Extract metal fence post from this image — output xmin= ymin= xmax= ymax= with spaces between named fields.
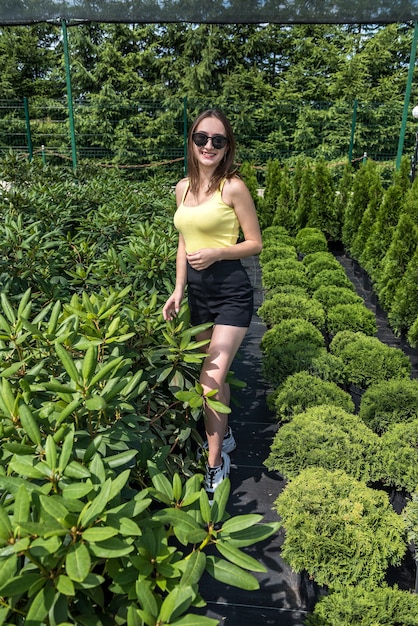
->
xmin=396 ymin=21 xmax=418 ymax=170
xmin=23 ymin=97 xmax=33 ymax=161
xmin=62 ymin=20 xmax=77 ymax=170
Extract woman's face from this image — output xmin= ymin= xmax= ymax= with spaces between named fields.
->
xmin=192 ymin=116 xmax=228 ymax=170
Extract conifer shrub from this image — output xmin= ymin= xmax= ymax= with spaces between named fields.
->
xmin=295 ymin=164 xmax=314 ymax=230
xmin=260 ymin=318 xmax=325 ymax=387
xmin=408 ymin=315 xmax=418 ymax=348
xmin=261 ymin=225 xmax=295 ymax=247
xmin=275 ymin=467 xmax=407 ymax=589
xmin=309 ymin=159 xmax=339 ymax=240
xmin=388 ymin=246 xmax=418 ymax=335
xmin=265 ymin=405 xmax=381 ymax=483
xmin=303 ymin=255 xmax=343 ymax=282
xmin=308 ymin=268 xmax=354 ymax=293
xmin=329 ymin=331 xmax=411 ymax=388
xmin=376 ymin=213 xmax=418 ymax=312
xmin=259 ymin=243 xmax=297 ymax=265
xmin=306 ymin=585 xmax=418 ymax=626
xmin=269 ymin=371 xmax=354 ymax=421
xmin=312 ymin=285 xmax=363 ymax=311
xmin=359 ymin=378 xmax=418 ymax=434
xmin=261 ymin=265 xmax=308 ymax=292
xmin=295 ymin=227 xmax=328 ymax=255
xmin=258 ymin=292 xmax=325 ymax=330
xmin=326 ymin=302 xmax=377 ymax=336
xmin=258 ymin=158 xmax=281 ymax=230
xmin=381 ymin=419 xmax=418 ymax=492
xmin=274 ymin=164 xmax=296 ymax=233
xmin=341 ymin=159 xmax=382 ymax=253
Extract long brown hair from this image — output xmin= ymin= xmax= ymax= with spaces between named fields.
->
xmin=187 ymin=109 xmax=236 ymax=195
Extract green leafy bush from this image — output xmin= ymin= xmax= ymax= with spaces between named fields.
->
xmin=265 ymin=405 xmax=382 ymax=483
xmin=388 ymin=246 xmax=418 ymax=335
xmin=381 ymin=419 xmax=418 ymax=492
xmin=260 ymin=318 xmax=325 ymax=387
xmin=408 ymin=314 xmax=418 ymax=348
xmin=308 ymin=268 xmax=354 ymax=293
xmin=258 ymin=293 xmax=325 ymax=330
xmin=0 ymin=465 xmax=279 ymax=624
xmin=326 ymin=302 xmax=377 ymax=336
xmin=359 ymin=378 xmax=418 ymax=434
xmin=329 ymin=331 xmax=411 ymax=389
xmin=295 ymin=227 xmax=328 ymax=255
xmin=261 ymin=225 xmax=295 ymax=248
xmin=312 ymin=285 xmax=362 ymax=311
xmin=259 ymin=243 xmax=297 ymax=265
xmin=275 ymin=467 xmax=407 ymax=589
xmin=306 ymin=584 xmax=418 ymax=626
xmin=303 ymin=254 xmax=344 ymax=282
xmin=261 ymin=266 xmax=309 ymax=293
xmin=269 ymin=371 xmax=354 ymax=421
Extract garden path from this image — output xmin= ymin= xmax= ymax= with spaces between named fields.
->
xmin=199 ymin=255 xmax=309 ymax=626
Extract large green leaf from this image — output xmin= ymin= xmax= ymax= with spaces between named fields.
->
xmin=25 ymin=583 xmax=55 ymax=624
xmin=205 ymin=555 xmax=260 ymax=590
xmin=135 ymin=580 xmax=159 ymax=618
xmin=179 ymin=550 xmax=206 ymax=587
xmin=215 ymin=542 xmax=267 ymax=572
xmin=65 ymin=542 xmax=91 ymax=582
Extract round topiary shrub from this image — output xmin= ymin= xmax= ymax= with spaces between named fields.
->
xmin=265 ymin=405 xmax=382 ymax=483
xmin=381 ymin=419 xmax=418 ymax=492
xmin=258 ymin=292 xmax=325 ymax=330
xmin=326 ymin=303 xmax=377 ymax=337
xmin=309 ymin=268 xmax=354 ymax=293
xmin=303 ymin=256 xmax=344 ymax=282
xmin=359 ymin=378 xmax=418 ymax=434
xmin=262 ymin=225 xmax=295 ymax=247
xmin=301 ymin=250 xmax=340 ymax=268
xmin=312 ymin=285 xmax=362 ymax=311
xmin=306 ymin=585 xmax=418 ymax=626
xmin=275 ymin=467 xmax=407 ymax=589
xmin=295 ymin=227 xmax=328 ymax=255
xmin=270 ymin=371 xmax=354 ymax=421
xmin=260 ymin=318 xmax=325 ymax=387
xmin=259 ymin=243 xmax=297 ymax=265
xmin=329 ymin=331 xmax=412 ymax=389
xmin=261 ymin=262 xmax=308 ymax=292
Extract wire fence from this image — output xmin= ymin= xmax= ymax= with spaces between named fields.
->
xmin=0 ymin=97 xmax=415 ymax=176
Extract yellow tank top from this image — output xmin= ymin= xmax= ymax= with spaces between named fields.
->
xmin=174 ymin=179 xmax=239 ymax=254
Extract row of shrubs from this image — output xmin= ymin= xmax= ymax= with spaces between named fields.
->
xmin=248 ymin=156 xmax=418 ymax=348
xmin=257 ymin=225 xmax=418 ymax=624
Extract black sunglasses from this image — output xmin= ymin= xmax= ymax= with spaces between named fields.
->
xmin=192 ymin=132 xmax=228 ymax=150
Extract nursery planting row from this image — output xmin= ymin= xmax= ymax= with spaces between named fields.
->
xmin=257 ymin=224 xmax=418 ymax=624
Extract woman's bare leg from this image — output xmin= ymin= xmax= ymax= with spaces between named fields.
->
xmin=196 ymin=324 xmax=248 ymax=468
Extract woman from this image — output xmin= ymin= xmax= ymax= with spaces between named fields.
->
xmin=163 ymin=109 xmax=262 ymax=497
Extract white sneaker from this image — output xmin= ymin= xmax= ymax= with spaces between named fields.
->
xmin=204 ymin=451 xmax=231 ymax=496
xmin=197 ymin=426 xmax=236 ymax=460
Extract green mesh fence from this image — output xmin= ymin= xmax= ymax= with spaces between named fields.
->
xmin=0 ymin=98 xmax=416 ymax=172
xmin=2 ymin=1 xmax=418 ymax=26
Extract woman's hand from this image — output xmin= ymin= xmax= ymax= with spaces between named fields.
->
xmin=186 ymin=248 xmax=219 ymax=271
xmin=162 ymin=289 xmax=183 ymax=321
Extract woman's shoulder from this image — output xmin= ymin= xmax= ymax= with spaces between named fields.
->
xmin=175 ymin=177 xmax=189 ymax=203
xmin=222 ymin=174 xmax=251 ymax=202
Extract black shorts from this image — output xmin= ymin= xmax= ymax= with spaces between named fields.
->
xmin=187 ymin=260 xmax=254 ymax=328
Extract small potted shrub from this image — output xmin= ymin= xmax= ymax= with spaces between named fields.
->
xmin=265 ymin=405 xmax=382 ymax=484
xmin=260 ymin=318 xmax=325 ymax=387
xmin=306 ymin=584 xmax=418 ymax=626
xmin=275 ymin=467 xmax=407 ymax=589
xmin=381 ymin=419 xmax=418 ymax=493
xmin=329 ymin=331 xmax=411 ymax=389
xmin=258 ymin=292 xmax=325 ymax=330
xmin=269 ymin=371 xmax=354 ymax=421
xmin=312 ymin=285 xmax=362 ymax=311
xmin=359 ymin=378 xmax=418 ymax=434
xmin=326 ymin=302 xmax=377 ymax=337
xmin=308 ymin=268 xmax=354 ymax=293
xmin=259 ymin=243 xmax=297 ymax=265
xmin=295 ymin=227 xmax=328 ymax=255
